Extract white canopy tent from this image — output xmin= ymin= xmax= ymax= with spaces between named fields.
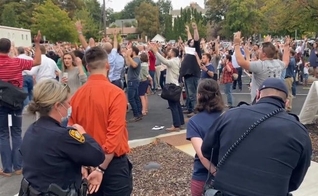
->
xmin=151 ymin=34 xmax=166 ymax=43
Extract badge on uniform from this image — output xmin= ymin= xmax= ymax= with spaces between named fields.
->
xmin=69 ymin=129 xmax=85 ymax=143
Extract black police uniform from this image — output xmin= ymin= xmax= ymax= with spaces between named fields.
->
xmin=19 ymin=116 xmax=105 ymax=195
xmin=201 ymin=97 xmax=312 ymax=196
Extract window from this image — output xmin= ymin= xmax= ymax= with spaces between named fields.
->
xmin=26 ymin=34 xmax=28 ymax=40
xmin=22 ymin=34 xmax=24 ymax=40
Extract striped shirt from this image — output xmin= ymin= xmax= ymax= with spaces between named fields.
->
xmin=0 ymin=55 xmax=33 ymax=88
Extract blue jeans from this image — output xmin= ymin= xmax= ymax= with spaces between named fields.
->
xmin=167 ymin=100 xmax=184 ymax=127
xmin=127 ymin=80 xmax=142 ymax=118
xmin=149 ymin=70 xmax=156 ymax=90
xmin=0 ymin=106 xmax=23 ymax=173
xmin=224 ymin=83 xmax=233 ymax=106
xmin=23 ymin=75 xmax=33 ymax=107
xmin=184 ymin=76 xmax=199 ymax=112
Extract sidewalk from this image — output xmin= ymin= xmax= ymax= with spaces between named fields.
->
xmin=159 ymin=132 xmax=318 ymax=196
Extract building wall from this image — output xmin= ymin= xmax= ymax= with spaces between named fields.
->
xmin=0 ymin=26 xmax=32 ymax=47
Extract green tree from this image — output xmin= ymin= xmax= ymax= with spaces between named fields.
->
xmin=121 ymin=0 xmax=155 ymax=19
xmin=31 ymin=0 xmax=77 ymax=42
xmin=222 ymin=0 xmax=263 ymax=37
xmin=163 ymin=14 xmax=173 ymax=40
xmin=85 ymin=0 xmax=102 ymax=26
xmin=172 ymin=8 xmax=207 ymax=40
xmin=1 ymin=3 xmax=19 ymax=27
xmin=156 ymin=0 xmax=172 ymax=34
xmin=135 ymin=2 xmax=159 ymax=39
xmin=74 ymin=8 xmax=99 ymax=39
xmin=54 ymin=0 xmax=85 ymax=18
xmin=0 ymin=1 xmax=33 ymax=28
xmin=124 ymin=22 xmax=132 ymax=27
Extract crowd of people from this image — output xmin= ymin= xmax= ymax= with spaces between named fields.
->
xmin=0 ymin=20 xmax=317 ymax=196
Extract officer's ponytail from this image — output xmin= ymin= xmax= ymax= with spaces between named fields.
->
xmin=27 ymin=79 xmax=70 ymax=116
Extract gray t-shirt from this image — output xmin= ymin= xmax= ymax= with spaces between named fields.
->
xmin=249 ymin=59 xmax=285 ymax=101
xmin=127 ymin=57 xmax=141 ymax=81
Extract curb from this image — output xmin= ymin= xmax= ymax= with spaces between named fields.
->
xmin=128 ymin=129 xmax=186 ymax=148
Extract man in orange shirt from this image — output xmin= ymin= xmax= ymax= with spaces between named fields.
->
xmin=68 ymin=46 xmax=132 ymax=196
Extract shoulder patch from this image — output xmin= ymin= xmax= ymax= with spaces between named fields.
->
xmin=69 ymin=129 xmax=85 ymax=143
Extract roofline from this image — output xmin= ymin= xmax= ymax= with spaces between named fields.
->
xmin=0 ymin=25 xmax=31 ymax=32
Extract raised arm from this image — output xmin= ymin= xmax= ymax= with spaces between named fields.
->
xmin=185 ymin=25 xmax=192 ymax=40
xmin=192 ymin=22 xmax=199 ymax=41
xmin=75 ymin=21 xmax=89 ymax=50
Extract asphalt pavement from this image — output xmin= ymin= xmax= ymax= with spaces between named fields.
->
xmin=0 ymin=84 xmax=310 ymax=196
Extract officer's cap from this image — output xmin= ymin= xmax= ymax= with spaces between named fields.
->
xmin=259 ymin=78 xmax=288 ymax=97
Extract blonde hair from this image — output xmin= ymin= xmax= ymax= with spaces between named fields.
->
xmin=28 ymin=79 xmax=70 ymax=116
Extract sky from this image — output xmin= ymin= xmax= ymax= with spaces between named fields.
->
xmin=100 ymin=0 xmax=205 ymax=12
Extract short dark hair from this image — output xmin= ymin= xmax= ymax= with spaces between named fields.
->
xmin=17 ymin=47 xmax=25 ymax=55
xmin=131 ymin=46 xmax=139 ymax=56
xmin=0 ymin=38 xmax=11 ymax=53
xmin=262 ymin=42 xmax=276 ymax=58
xmin=195 ymin=79 xmax=225 ymax=113
xmin=40 ymin=45 xmax=46 ymax=54
xmin=225 ymin=54 xmax=232 ymax=62
xmin=203 ymin=53 xmax=212 ymax=61
xmin=140 ymin=53 xmax=148 ymax=62
xmin=84 ymin=46 xmax=108 ymax=70
xmin=170 ymin=48 xmax=179 ymax=57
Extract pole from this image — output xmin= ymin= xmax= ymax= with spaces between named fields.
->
xmin=103 ymin=0 xmax=106 ymax=36
xmin=122 ymin=21 xmax=124 ymax=35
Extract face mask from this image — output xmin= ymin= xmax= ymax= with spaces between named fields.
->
xmin=57 ymin=104 xmax=70 ymax=120
xmin=67 ymin=106 xmax=72 ymax=118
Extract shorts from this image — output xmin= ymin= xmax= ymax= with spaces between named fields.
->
xmin=138 ymin=80 xmax=149 ymax=96
xmin=304 ymin=74 xmax=309 ymax=80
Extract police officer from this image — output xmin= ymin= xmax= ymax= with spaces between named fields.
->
xmin=19 ymin=79 xmax=105 ymax=196
xmin=202 ymin=78 xmax=312 ymax=196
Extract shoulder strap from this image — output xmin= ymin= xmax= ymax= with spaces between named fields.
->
xmin=216 ymin=107 xmax=284 ymax=169
xmin=204 ymin=108 xmax=284 ymax=190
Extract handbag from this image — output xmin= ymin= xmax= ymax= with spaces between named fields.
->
xmin=0 ymin=79 xmax=28 ymax=110
xmin=160 ymin=83 xmax=182 ymax=102
xmin=204 ymin=108 xmax=284 ymax=196
xmin=232 ymin=67 xmax=238 ymax=81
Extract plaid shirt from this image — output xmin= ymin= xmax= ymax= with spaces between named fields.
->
xmin=222 ymin=62 xmax=234 ymax=84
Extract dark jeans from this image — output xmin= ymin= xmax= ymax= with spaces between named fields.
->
xmin=159 ymin=70 xmax=166 ymax=89
xmin=292 ymin=71 xmax=297 ymax=96
xmin=111 ymin=79 xmax=123 ymax=89
xmin=233 ymin=67 xmax=242 ymax=90
xmin=127 ymin=80 xmax=142 ymax=117
xmin=90 ymin=155 xmax=133 ymax=196
xmin=23 ymin=75 xmax=33 ymax=107
xmin=167 ymin=100 xmax=185 ymax=127
xmin=149 ymin=70 xmax=156 ymax=90
xmin=184 ymin=76 xmax=199 ymax=113
xmin=0 ymin=105 xmax=23 ymax=173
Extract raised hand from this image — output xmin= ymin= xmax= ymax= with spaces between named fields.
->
xmin=34 ymin=30 xmax=42 ymax=43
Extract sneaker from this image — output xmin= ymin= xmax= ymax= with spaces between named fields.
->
xmin=14 ymin=169 xmax=23 ymax=175
xmin=128 ymin=116 xmax=142 ymax=123
xmin=166 ymin=126 xmax=180 ymax=132
xmin=0 ymin=169 xmax=12 ymax=177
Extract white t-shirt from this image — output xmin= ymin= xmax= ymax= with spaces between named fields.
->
xmin=304 ymin=67 xmax=309 ymax=75
xmin=249 ymin=59 xmax=285 ymax=101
